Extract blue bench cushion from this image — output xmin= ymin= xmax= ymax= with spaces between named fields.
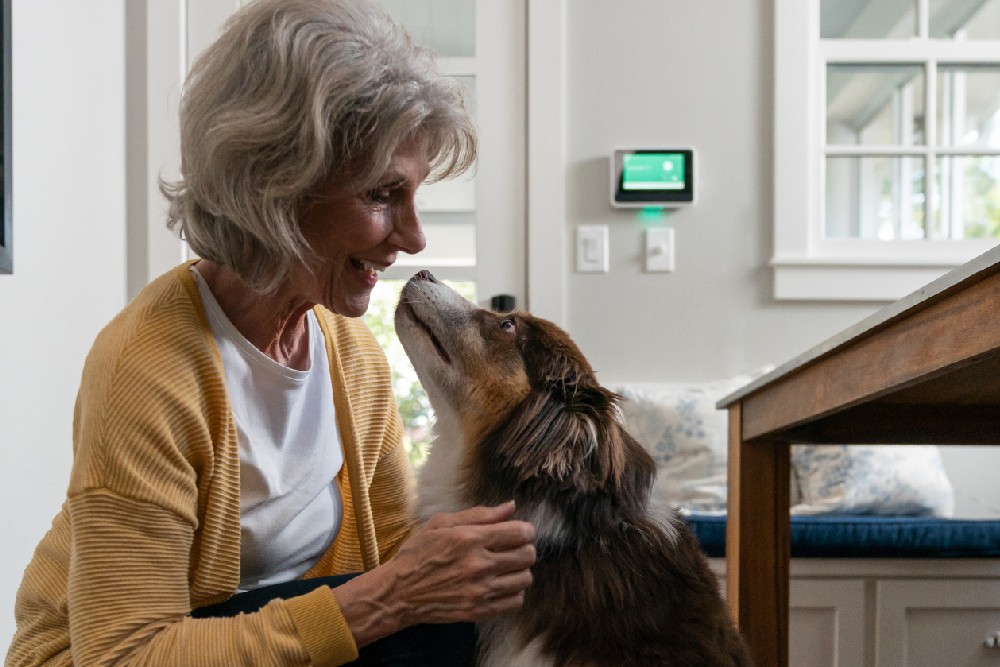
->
xmin=684 ymin=513 xmax=1000 ymax=558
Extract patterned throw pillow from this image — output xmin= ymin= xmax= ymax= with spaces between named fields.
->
xmin=615 ymin=378 xmax=956 ymax=518
xmin=615 ymin=378 xmax=751 ymax=513
xmin=791 ymin=445 xmax=955 ymax=517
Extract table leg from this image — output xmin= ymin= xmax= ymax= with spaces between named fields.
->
xmin=726 ymin=403 xmax=791 ymax=667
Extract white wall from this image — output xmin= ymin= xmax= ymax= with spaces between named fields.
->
xmin=0 ymin=0 xmax=127 ymax=648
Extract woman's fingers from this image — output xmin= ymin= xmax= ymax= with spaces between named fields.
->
xmin=480 ymin=518 xmax=536 ymax=552
xmin=427 ymin=500 xmax=517 ymax=528
xmin=486 ymin=567 xmax=534 ymax=599
xmin=472 ymin=590 xmax=527 ymax=620
xmin=482 ymin=541 xmax=536 ymax=576
xmin=369 ymin=503 xmax=538 ymax=627
xmin=426 ymin=501 xmax=535 ymax=553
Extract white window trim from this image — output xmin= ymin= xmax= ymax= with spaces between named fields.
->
xmin=772 ymin=0 xmax=1000 ymax=302
xmin=525 ymin=0 xmax=566 ymax=326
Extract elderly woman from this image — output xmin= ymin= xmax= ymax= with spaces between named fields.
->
xmin=6 ymin=1 xmax=535 ymax=665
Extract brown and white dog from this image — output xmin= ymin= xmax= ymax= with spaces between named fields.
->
xmin=394 ymin=271 xmax=750 ymax=667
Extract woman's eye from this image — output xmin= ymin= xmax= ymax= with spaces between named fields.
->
xmin=500 ymin=319 xmax=515 ymax=333
xmin=366 ymin=188 xmax=393 ymax=204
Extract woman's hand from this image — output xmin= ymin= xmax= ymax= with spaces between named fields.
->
xmin=332 ymin=501 xmax=536 ymax=647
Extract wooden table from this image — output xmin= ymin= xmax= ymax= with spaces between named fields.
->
xmin=718 ymin=244 xmax=1000 ymax=666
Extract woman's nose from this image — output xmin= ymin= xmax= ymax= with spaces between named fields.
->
xmin=390 ymin=197 xmax=426 ymax=255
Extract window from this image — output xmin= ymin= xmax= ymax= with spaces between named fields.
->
xmin=379 ymin=0 xmax=478 ymax=284
xmin=773 ymin=0 xmax=1000 ymax=300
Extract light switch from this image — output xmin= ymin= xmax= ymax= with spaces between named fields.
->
xmin=576 ymin=225 xmax=609 ymax=273
xmin=645 ymin=228 xmax=675 ymax=272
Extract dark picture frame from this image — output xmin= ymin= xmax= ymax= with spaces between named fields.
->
xmin=0 ymin=0 xmax=11 ymax=274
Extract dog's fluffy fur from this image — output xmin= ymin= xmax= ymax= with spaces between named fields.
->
xmin=395 ymin=271 xmax=750 ymax=667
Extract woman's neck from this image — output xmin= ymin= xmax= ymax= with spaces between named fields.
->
xmin=194 ymin=260 xmax=314 ymax=370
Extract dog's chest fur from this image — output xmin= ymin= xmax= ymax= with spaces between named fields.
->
xmin=414 ymin=406 xmax=469 ymax=520
xmin=417 ymin=417 xmax=571 ymax=547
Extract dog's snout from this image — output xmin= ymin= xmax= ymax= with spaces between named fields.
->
xmin=413 ymin=270 xmax=438 ymax=283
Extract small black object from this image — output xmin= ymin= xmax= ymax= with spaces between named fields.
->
xmin=490 ymin=294 xmax=515 ymax=312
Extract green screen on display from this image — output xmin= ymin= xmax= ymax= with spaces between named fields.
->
xmin=622 ymin=152 xmax=686 ymax=191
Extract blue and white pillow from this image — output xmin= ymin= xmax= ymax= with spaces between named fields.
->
xmin=615 ymin=378 xmax=957 ymax=518
xmin=791 ymin=445 xmax=955 ymax=517
xmin=615 ymin=377 xmax=751 ymax=513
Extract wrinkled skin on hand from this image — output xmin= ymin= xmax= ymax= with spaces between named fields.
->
xmin=333 ymin=502 xmax=536 ymax=647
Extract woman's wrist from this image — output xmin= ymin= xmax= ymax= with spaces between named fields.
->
xmin=330 ymin=565 xmax=408 ymax=648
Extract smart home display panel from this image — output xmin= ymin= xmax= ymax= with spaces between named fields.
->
xmin=611 ymin=148 xmax=694 ymax=208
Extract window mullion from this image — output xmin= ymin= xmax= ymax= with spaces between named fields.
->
xmin=947 ymin=68 xmax=969 ymax=240
xmin=823 ymin=39 xmax=1000 ymax=63
xmin=925 ymin=58 xmax=937 ymax=240
xmin=895 ymin=86 xmax=909 ymax=239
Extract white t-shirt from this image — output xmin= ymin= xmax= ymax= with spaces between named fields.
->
xmin=191 ymin=266 xmax=344 ymax=591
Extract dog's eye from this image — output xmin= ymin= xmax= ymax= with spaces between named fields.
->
xmin=500 ymin=319 xmax=516 ymax=333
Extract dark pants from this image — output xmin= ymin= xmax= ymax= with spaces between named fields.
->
xmin=191 ymin=573 xmax=477 ymax=666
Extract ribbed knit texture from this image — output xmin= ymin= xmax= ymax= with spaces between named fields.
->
xmin=6 ymin=263 xmax=416 ymax=667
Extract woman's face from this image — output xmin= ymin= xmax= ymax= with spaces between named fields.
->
xmin=295 ymin=137 xmax=430 ymax=317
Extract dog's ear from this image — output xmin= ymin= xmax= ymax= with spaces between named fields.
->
xmin=480 ymin=388 xmax=654 ymax=505
xmin=478 ymin=391 xmax=614 ymax=492
xmin=475 ymin=317 xmax=654 ymax=498
xmin=516 ymin=317 xmax=602 ymax=402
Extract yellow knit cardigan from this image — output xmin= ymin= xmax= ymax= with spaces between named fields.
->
xmin=6 ymin=263 xmax=416 ymax=667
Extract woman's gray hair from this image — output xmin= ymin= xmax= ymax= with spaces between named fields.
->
xmin=161 ymin=0 xmax=477 ymax=292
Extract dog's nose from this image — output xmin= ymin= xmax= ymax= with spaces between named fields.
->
xmin=414 ymin=270 xmax=438 ymax=283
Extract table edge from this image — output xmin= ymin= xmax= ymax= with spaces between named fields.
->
xmin=717 ymin=244 xmax=1000 ymax=410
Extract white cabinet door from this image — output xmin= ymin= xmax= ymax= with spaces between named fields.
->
xmin=707 ymin=561 xmax=868 ymax=667
xmin=875 ymin=579 xmax=1000 ymax=667
xmin=790 ymin=579 xmax=867 ymax=667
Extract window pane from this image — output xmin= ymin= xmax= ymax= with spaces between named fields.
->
xmin=937 ymin=66 xmax=1000 ymax=148
xmin=821 ymin=0 xmax=917 ymax=38
xmin=827 ymin=65 xmax=925 ymax=146
xmin=380 ymin=0 xmax=475 ymax=57
xmin=934 ymin=156 xmax=1000 ymax=239
xmin=414 ymin=77 xmax=476 ymax=213
xmin=929 ymin=0 xmax=1000 ymax=39
xmin=826 ymin=156 xmax=926 ymax=239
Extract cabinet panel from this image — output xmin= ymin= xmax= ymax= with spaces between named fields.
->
xmin=876 ymin=579 xmax=1000 ymax=667
xmin=709 ymin=558 xmax=1000 ymax=667
xmin=790 ymin=579 xmax=867 ymax=667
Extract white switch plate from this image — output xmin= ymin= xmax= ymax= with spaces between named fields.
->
xmin=645 ymin=228 xmax=675 ymax=272
xmin=576 ymin=225 xmax=609 ymax=273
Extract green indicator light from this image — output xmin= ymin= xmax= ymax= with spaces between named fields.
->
xmin=637 ymin=206 xmax=666 ymax=222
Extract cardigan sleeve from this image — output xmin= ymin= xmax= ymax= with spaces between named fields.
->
xmin=66 ymin=489 xmax=357 ymax=667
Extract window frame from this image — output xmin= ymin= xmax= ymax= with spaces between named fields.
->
xmin=773 ymin=0 xmax=1000 ymax=301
